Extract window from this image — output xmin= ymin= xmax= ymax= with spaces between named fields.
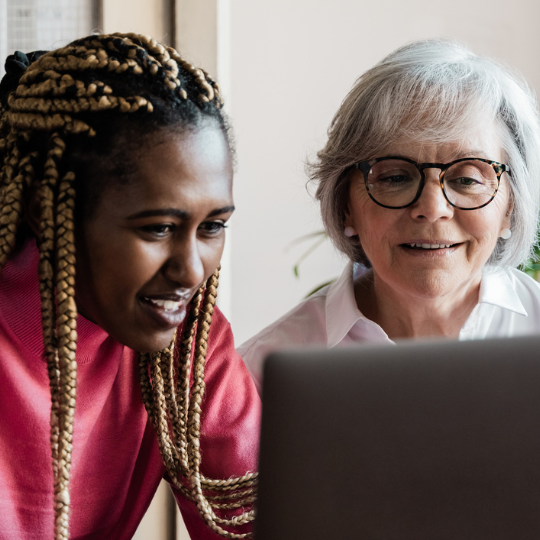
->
xmin=0 ymin=0 xmax=99 ymax=77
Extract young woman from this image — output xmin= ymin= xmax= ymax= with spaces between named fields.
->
xmin=0 ymin=33 xmax=259 ymax=539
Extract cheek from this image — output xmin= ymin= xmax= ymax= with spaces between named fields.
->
xmin=79 ymin=230 xmax=161 ymax=304
xmin=348 ymin=197 xmax=398 ymax=257
xmin=347 ymin=186 xmax=372 ymax=233
xmin=108 ymin=242 xmax=165 ymax=291
xmin=199 ymin=236 xmax=226 ymax=275
xmin=464 ymin=197 xmax=510 ymax=244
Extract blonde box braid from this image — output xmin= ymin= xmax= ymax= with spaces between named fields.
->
xmin=0 ymin=33 xmax=256 ymax=539
xmin=139 ymin=269 xmax=258 ymax=538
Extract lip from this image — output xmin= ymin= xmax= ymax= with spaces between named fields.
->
xmin=399 ymin=239 xmax=463 ymax=257
xmin=138 ymin=294 xmax=191 ymax=329
xmin=141 ymin=291 xmax=192 ymax=301
xmin=402 ymin=239 xmax=459 ymax=246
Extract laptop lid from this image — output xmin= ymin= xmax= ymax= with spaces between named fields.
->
xmin=255 ymin=335 xmax=540 ymax=540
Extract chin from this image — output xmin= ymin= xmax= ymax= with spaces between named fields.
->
xmin=113 ymin=329 xmax=177 ymax=354
xmin=397 ymin=272 xmax=456 ymax=300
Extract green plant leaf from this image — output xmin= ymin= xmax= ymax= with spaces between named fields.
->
xmin=305 ymin=279 xmax=336 ymax=297
xmin=291 ymin=233 xmax=328 ymax=278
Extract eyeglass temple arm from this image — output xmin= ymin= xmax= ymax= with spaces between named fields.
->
xmin=355 ymin=162 xmax=371 ymax=175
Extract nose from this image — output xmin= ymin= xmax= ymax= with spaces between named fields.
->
xmin=163 ymin=234 xmax=206 ymax=290
xmin=409 ymin=169 xmax=454 ymax=222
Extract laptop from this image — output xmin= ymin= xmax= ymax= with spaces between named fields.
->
xmin=255 ymin=335 xmax=540 ymax=540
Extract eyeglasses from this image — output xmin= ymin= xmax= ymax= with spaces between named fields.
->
xmin=355 ymin=156 xmax=511 ymax=210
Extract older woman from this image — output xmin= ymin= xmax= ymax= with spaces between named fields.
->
xmin=239 ymin=39 xmax=540 ymax=393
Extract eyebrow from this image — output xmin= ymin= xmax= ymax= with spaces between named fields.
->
xmin=389 ymin=150 xmax=493 ymax=163
xmin=126 ymin=206 xmax=235 ymax=220
xmin=450 ymin=150 xmax=492 ymax=160
xmin=209 ymin=205 xmax=236 ymax=217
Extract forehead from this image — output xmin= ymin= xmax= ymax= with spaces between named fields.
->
xmin=380 ymin=117 xmax=504 ymax=163
xmin=101 ymin=125 xmax=233 ymax=214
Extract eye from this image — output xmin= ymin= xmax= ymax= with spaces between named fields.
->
xmin=458 ymin=177 xmax=477 ymax=185
xmin=141 ymin=223 xmax=175 ymax=237
xmin=378 ymin=174 xmax=412 ymax=185
xmin=448 ymin=177 xmax=484 ymax=188
xmin=199 ymin=221 xmax=228 ymax=236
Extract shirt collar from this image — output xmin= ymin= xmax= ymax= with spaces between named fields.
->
xmin=479 ymin=266 xmax=528 ymax=316
xmin=324 ymin=264 xmax=527 ymax=348
xmin=325 ymin=262 xmax=366 ymax=347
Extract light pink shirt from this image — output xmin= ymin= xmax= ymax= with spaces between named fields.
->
xmin=239 ymin=263 xmax=540 ymax=394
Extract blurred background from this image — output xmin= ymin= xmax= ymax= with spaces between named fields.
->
xmin=2 ymin=0 xmax=540 ymax=537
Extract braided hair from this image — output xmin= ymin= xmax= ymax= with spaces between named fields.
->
xmin=0 ymin=33 xmax=256 ymax=539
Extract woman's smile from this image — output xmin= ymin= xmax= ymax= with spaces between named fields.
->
xmin=399 ymin=240 xmax=463 ymax=256
xmin=139 ymin=294 xmax=191 ymax=329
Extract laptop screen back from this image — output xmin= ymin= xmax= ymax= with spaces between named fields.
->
xmin=255 ymin=336 xmax=540 ymax=540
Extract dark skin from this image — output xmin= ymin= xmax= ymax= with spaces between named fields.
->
xmin=29 ymin=123 xmax=234 ymax=353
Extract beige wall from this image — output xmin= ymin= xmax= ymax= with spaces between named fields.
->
xmin=175 ymin=0 xmax=217 ymax=76
xmin=102 ymin=0 xmax=173 ymax=44
xmin=0 ymin=0 xmax=7 ymax=74
xmin=227 ymin=0 xmax=540 ymax=344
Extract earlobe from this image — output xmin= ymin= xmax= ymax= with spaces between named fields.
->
xmin=343 ymin=212 xmax=356 ymax=238
xmin=343 ymin=209 xmax=358 ymax=238
xmin=499 ymin=199 xmax=514 ymax=240
xmin=343 ymin=207 xmax=353 ymax=229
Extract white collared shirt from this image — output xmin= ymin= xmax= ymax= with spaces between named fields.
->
xmin=238 ymin=264 xmax=540 ymax=394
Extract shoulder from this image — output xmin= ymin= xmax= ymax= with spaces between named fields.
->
xmin=239 ymin=290 xmax=328 ymax=355
xmin=192 ymin=305 xmax=261 ymax=480
xmin=206 ymin=305 xmax=234 ymax=347
xmin=177 ymin=305 xmax=247 ymax=382
xmin=237 ymin=289 xmax=329 ymax=393
xmin=484 ymin=267 xmax=540 ymax=322
xmin=507 ymin=267 xmax=540 ymax=311
xmin=505 ymin=267 xmax=540 ymax=295
xmin=189 ymin=304 xmax=261 ymax=440
xmin=202 ymin=305 xmax=245 ymax=373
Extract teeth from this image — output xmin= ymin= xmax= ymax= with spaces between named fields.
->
xmin=407 ymin=243 xmax=452 ymax=249
xmin=148 ymin=299 xmax=180 ymax=311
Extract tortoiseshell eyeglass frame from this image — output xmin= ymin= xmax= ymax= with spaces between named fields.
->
xmin=354 ymin=156 xmax=511 ymax=210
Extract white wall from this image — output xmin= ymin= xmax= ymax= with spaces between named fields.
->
xmin=228 ymin=0 xmax=540 ymax=345
xmin=0 ymin=0 xmax=95 ymax=78
xmin=0 ymin=0 xmax=6 ymax=76
xmin=102 ymin=0 xmax=172 ymax=42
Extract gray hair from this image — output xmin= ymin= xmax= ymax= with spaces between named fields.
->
xmin=310 ymin=39 xmax=540 ymax=268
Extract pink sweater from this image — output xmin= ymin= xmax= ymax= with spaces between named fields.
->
xmin=0 ymin=241 xmax=261 ymax=539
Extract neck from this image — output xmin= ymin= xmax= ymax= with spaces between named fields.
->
xmin=354 ymin=269 xmax=481 ymax=340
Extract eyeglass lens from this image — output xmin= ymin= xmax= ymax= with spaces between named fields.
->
xmin=366 ymin=159 xmax=499 ymax=209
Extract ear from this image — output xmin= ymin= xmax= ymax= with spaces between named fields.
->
xmin=501 ymin=196 xmax=514 ymax=231
xmin=24 ymin=182 xmax=41 ymax=238
xmin=342 ymin=169 xmax=359 ymax=231
xmin=342 ymin=208 xmax=359 ymax=239
xmin=343 ymin=191 xmax=355 ymax=229
xmin=344 ymin=209 xmax=353 ymax=229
